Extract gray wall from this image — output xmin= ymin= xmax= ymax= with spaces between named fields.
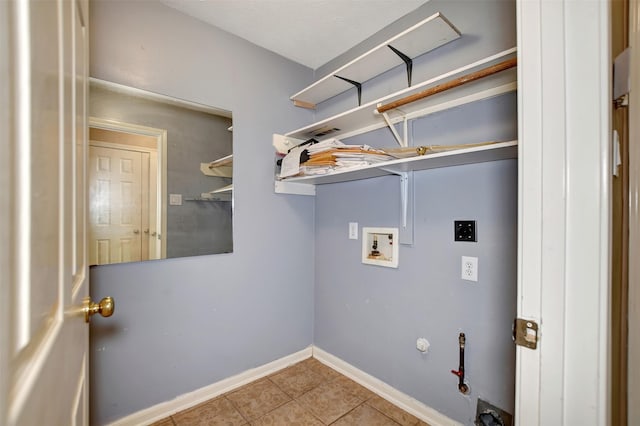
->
xmin=90 ymin=85 xmax=234 ymax=258
xmin=88 ymin=1 xmax=314 ymax=424
xmin=312 ymin=1 xmax=517 ymax=424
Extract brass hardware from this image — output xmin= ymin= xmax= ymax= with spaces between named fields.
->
xmin=513 ymin=318 xmax=538 ymax=349
xmin=144 ymin=229 xmax=149 ymax=234
xmin=151 ymin=232 xmax=157 ymax=237
xmin=133 ymin=229 xmax=140 ymax=234
xmin=83 ymin=296 xmax=115 ymax=323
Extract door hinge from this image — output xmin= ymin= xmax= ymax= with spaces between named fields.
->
xmin=513 ymin=318 xmax=539 ymax=349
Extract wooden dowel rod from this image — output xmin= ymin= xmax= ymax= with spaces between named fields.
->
xmin=377 ymin=57 xmax=517 ymax=114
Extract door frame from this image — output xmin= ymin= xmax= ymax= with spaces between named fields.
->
xmin=628 ymin=0 xmax=640 ymax=422
xmin=88 ymin=117 xmax=167 ymax=259
xmin=516 ymin=1 xmax=611 ymax=424
xmin=0 ymin=1 xmax=10 ymax=421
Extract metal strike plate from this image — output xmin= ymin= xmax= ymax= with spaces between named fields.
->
xmin=514 ymin=318 xmax=538 ymax=349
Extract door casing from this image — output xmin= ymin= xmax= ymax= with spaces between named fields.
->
xmin=516 ymin=1 xmax=611 ymax=424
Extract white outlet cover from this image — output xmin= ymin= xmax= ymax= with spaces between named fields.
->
xmin=461 ymin=256 xmax=478 ymax=282
xmin=349 ymin=222 xmax=358 ymax=240
xmin=169 ymin=193 xmax=182 ymax=206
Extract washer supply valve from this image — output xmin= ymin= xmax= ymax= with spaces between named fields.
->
xmin=451 ymin=332 xmax=470 ymax=394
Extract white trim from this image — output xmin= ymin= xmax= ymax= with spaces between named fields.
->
xmin=0 ymin=1 xmax=10 ymax=422
xmin=563 ymin=1 xmax=611 ymax=424
xmin=89 ymin=140 xmax=157 ymax=155
xmin=107 ymin=347 xmax=312 ymax=426
xmin=89 ymin=78 xmax=232 ymax=119
xmin=106 ymin=346 xmax=460 ymax=426
xmin=15 ymin=0 xmax=32 ymax=354
xmin=312 ymin=347 xmax=461 ymax=426
xmin=516 ymin=1 xmax=611 ymax=425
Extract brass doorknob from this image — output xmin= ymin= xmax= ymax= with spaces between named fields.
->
xmin=83 ymin=296 xmax=115 ymax=323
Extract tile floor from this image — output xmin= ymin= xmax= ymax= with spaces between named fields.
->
xmin=150 ymin=357 xmax=430 ymax=426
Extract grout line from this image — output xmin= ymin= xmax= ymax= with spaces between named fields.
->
xmin=223 ymin=394 xmax=251 ymax=424
xmin=365 ymin=402 xmax=408 ymax=426
xmin=160 ymin=355 xmax=424 ymax=426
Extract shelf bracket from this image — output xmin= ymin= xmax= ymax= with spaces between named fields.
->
xmin=388 ymin=44 xmax=413 ymax=87
xmin=334 ymin=75 xmax=362 ymax=106
xmin=380 ymin=111 xmax=408 ymax=147
xmin=378 ymin=168 xmax=414 ymax=242
xmin=400 ymin=172 xmax=409 ymax=228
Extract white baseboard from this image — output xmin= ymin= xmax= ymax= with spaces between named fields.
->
xmin=312 ymin=346 xmax=462 ymax=426
xmin=107 ymin=346 xmax=313 ymax=426
xmin=107 ymin=345 xmax=460 ymax=426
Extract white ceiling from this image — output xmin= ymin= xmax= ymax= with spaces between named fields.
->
xmin=160 ymin=0 xmax=428 ymax=70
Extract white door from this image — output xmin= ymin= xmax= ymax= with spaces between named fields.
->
xmin=0 ymin=1 xmax=106 ymax=425
xmin=89 ymin=145 xmax=145 ymax=265
xmin=516 ymin=1 xmax=610 ymax=424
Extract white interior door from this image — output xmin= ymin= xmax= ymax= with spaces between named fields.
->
xmin=0 ymin=0 xmax=95 ymax=425
xmin=89 ymin=145 xmax=145 ymax=265
xmin=516 ymin=1 xmax=611 ymax=425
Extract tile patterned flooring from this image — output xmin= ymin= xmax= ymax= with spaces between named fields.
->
xmin=151 ymin=357 xmax=430 ymax=426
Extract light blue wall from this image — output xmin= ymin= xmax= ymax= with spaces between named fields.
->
xmin=90 ymin=0 xmax=517 ymax=425
xmin=312 ymin=1 xmax=517 ymax=424
xmin=314 ymin=103 xmax=518 ymax=425
xmin=88 ymin=1 xmax=314 ymax=424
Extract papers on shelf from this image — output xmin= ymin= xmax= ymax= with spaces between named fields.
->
xmin=279 ymin=145 xmax=307 ymax=178
xmin=382 ymin=141 xmax=499 ymax=158
xmin=276 ymin=139 xmax=505 ymax=180
xmin=278 ymin=138 xmax=395 ymax=179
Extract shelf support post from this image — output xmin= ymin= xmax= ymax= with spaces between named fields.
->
xmin=400 ymin=172 xmax=409 ymax=228
xmin=403 ymin=116 xmax=409 ymax=147
xmin=388 ymin=44 xmax=413 ymax=87
xmin=378 ymin=168 xmax=414 ymax=245
xmin=334 ymin=75 xmax=362 ymax=106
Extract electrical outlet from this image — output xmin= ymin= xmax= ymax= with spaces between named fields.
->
xmin=169 ymin=193 xmax=183 ymax=206
xmin=461 ymin=256 xmax=478 ymax=282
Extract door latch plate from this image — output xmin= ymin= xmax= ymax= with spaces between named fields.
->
xmin=513 ymin=318 xmax=538 ymax=349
